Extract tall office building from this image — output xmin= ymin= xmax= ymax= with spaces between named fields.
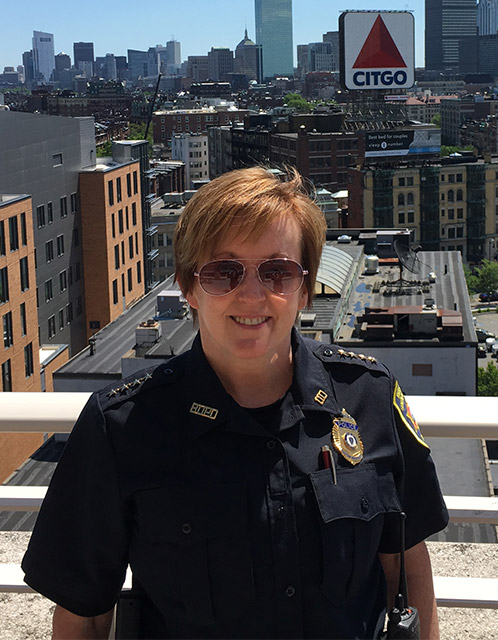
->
xmin=166 ymin=40 xmax=181 ymax=66
xmin=425 ymin=0 xmax=478 ymax=71
xmin=478 ymin=0 xmax=498 ymax=35
xmin=74 ymin=42 xmax=94 ymax=75
xmin=255 ymin=0 xmax=293 ymax=78
xmin=32 ymin=30 xmax=55 ymax=83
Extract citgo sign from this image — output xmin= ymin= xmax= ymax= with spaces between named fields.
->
xmin=339 ymin=11 xmax=414 ymax=91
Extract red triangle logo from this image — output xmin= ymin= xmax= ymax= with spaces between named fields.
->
xmin=353 ymin=15 xmax=406 ymax=68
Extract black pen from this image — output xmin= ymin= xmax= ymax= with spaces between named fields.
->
xmin=321 ymin=445 xmax=337 ymax=485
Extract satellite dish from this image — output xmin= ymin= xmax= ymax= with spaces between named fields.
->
xmin=394 ymin=237 xmax=421 ymax=276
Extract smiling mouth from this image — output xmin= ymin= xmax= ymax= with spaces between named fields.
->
xmin=232 ymin=316 xmax=269 ymax=326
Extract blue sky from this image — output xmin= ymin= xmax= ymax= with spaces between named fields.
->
xmin=2 ymin=0 xmax=426 ymax=72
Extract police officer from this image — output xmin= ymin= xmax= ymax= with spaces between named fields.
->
xmin=22 ymin=167 xmax=448 ymax=639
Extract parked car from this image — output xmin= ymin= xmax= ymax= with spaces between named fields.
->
xmin=486 ymin=337 xmax=497 ymax=352
xmin=479 ymin=291 xmax=498 ymax=302
xmin=476 ymin=328 xmax=496 ymax=343
xmin=491 ymin=342 xmax=498 ymax=357
xmin=478 ymin=345 xmax=487 ymax=358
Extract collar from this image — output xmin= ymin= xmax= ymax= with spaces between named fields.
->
xmin=185 ymin=329 xmax=341 ymax=442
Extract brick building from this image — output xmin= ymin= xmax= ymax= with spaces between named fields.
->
xmin=0 ymin=194 xmax=42 ymax=481
xmin=152 ymin=107 xmax=248 ymax=144
xmin=348 ymin=157 xmax=498 ymax=263
xmin=79 ymin=159 xmax=145 ymax=339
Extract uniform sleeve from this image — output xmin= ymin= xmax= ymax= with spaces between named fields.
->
xmin=379 ymin=378 xmax=449 ymax=553
xmin=21 ymin=393 xmax=131 ymax=617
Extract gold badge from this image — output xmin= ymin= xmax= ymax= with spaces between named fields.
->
xmin=190 ymin=402 xmax=218 ymax=420
xmin=332 ymin=408 xmax=363 ymax=465
xmin=314 ymin=389 xmax=328 ymax=405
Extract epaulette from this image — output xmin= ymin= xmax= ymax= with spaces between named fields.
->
xmin=313 ymin=343 xmax=389 ymax=375
xmin=100 ymin=357 xmax=186 ymax=408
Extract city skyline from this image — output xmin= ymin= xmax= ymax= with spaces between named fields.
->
xmin=2 ymin=0 xmax=426 ymax=74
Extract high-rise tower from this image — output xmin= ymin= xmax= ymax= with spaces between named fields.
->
xmin=478 ymin=0 xmax=498 ymax=35
xmin=32 ymin=31 xmax=55 ymax=83
xmin=425 ymin=0 xmax=477 ymax=71
xmin=255 ymin=0 xmax=293 ymax=78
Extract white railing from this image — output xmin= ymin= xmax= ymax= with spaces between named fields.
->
xmin=0 ymin=393 xmax=498 ymax=610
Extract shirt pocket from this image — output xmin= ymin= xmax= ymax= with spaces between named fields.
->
xmin=309 ymin=463 xmax=401 ymax=605
xmin=132 ymin=482 xmax=255 ymax=627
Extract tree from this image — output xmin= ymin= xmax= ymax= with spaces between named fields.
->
xmin=284 ymin=93 xmax=312 ymax=113
xmin=431 ymin=113 xmax=441 ymax=127
xmin=96 ymin=141 xmax=112 ymax=157
xmin=440 ymin=144 xmax=474 ymax=157
xmin=478 ymin=362 xmax=498 ymax=396
xmin=476 ymin=259 xmax=498 ymax=293
xmin=462 ymin=263 xmax=479 ymax=294
xmin=128 ymin=122 xmax=153 ymax=147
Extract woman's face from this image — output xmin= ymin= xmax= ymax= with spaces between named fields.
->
xmin=185 ymin=216 xmax=308 ymax=372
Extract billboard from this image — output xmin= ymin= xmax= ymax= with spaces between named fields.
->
xmin=339 ymin=11 xmax=414 ymax=91
xmin=364 ymin=129 xmax=441 ymax=158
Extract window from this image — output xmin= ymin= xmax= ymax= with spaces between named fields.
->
xmin=448 ymin=209 xmax=455 ymax=220
xmin=456 ymin=227 xmax=463 ymax=238
xmin=456 ymin=173 xmax=463 ymax=183
xmin=399 ymin=176 xmax=406 ymax=186
xmin=0 ymin=267 xmax=9 ymax=304
xmin=47 ymin=201 xmax=53 ymax=224
xmin=24 ymin=342 xmax=34 ymax=377
xmin=20 ymin=257 xmax=29 ymax=291
xmin=129 ymin=236 xmax=134 ymax=259
xmin=72 ymin=227 xmax=79 ymax=248
xmin=53 ymin=153 xmax=63 ymax=166
xmin=45 ymin=240 xmax=54 ymax=262
xmin=48 ymin=315 xmax=56 ymax=338
xmin=20 ymin=212 xmax=27 ymax=246
xmin=60 ymin=196 xmax=68 ymax=218
xmin=412 ymin=364 xmax=432 ymax=376
xmin=441 ymin=174 xmax=445 ymax=182
xmin=132 ymin=202 xmax=137 ymax=225
xmin=127 ymin=268 xmax=132 ymax=291
xmin=112 ymin=279 xmax=118 ymax=304
xmin=137 ymin=261 xmax=141 ymax=284
xmin=121 ymin=273 xmax=125 ymax=296
xmin=37 ymin=205 xmax=46 ymax=228
xmin=70 ymin=192 xmax=78 ymax=214
xmin=66 ymin=302 xmax=73 ymax=324
xmin=45 ymin=279 xmax=53 ymax=302
xmin=116 ymin=177 xmax=122 ymax=203
xmin=114 ymin=245 xmax=120 ymax=269
xmin=112 ymin=214 xmax=116 ymax=238
xmin=407 ymin=192 xmax=414 ymax=205
xmin=133 ymin=171 xmax=138 ymax=194
xmin=0 ymin=221 xmax=5 ymax=256
xmin=449 ymin=174 xmax=455 ymax=183
xmin=121 ymin=241 xmax=125 ymax=264
xmin=59 ymin=270 xmax=67 ymax=292
xmin=126 ymin=173 xmax=132 ymax=197
xmin=448 ymin=189 xmax=454 ymax=202
xmin=158 ymin=233 xmax=164 ymax=247
xmin=456 ymin=189 xmax=463 ymax=201
xmin=398 ymin=212 xmax=405 ymax=224
xmin=118 ymin=210 xmax=124 ymax=234
xmin=407 ymin=177 xmax=414 ymax=186
xmin=3 ymin=311 xmax=13 ymax=348
xmin=20 ymin=302 xmax=27 ymax=336
xmin=448 ymin=228 xmax=456 ymax=239
xmin=57 ymin=234 xmax=64 ymax=256
xmin=135 ymin=233 xmax=138 ymax=253
xmin=126 ymin=207 xmax=129 ymax=230
xmin=408 ymin=212 xmax=414 ymax=224
xmin=397 ymin=193 xmax=405 ymax=206
xmin=1 ymin=359 xmax=12 ymax=391
xmin=108 ymin=180 xmax=114 ymax=206
xmin=441 ymin=209 xmax=445 ymax=217
xmin=58 ymin=309 xmax=64 ymax=331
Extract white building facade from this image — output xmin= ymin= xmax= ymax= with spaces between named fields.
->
xmin=32 ymin=30 xmax=55 ymax=83
xmin=171 ymin=133 xmax=209 ymax=188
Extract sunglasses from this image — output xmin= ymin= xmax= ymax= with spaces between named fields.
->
xmin=194 ymin=258 xmax=308 ymax=296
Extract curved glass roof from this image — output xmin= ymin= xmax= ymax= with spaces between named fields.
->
xmin=316 ymin=245 xmax=354 ymax=295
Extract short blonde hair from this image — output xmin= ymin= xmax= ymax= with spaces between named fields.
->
xmin=174 ymin=166 xmax=326 ymax=306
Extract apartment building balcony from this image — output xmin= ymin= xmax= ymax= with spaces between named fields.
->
xmin=0 ymin=393 xmax=497 ymax=639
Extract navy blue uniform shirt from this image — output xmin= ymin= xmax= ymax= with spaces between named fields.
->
xmin=22 ymin=331 xmax=449 ymax=638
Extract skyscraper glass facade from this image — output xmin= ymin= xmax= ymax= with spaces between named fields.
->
xmin=255 ymin=0 xmax=293 ymax=78
xmin=425 ymin=0 xmax=477 ymax=71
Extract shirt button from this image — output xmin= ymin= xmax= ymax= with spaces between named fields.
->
xmin=266 ymin=440 xmax=276 ymax=450
xmin=360 ymin=497 xmax=369 ymax=514
xmin=323 ymin=348 xmax=333 ymax=357
xmin=164 ymin=368 xmax=174 ymax=376
xmin=181 ymin=522 xmax=192 ymax=534
xmin=285 ymin=585 xmax=296 ymax=598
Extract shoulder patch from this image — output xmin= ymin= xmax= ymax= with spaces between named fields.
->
xmin=393 ymin=381 xmax=429 ymax=449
